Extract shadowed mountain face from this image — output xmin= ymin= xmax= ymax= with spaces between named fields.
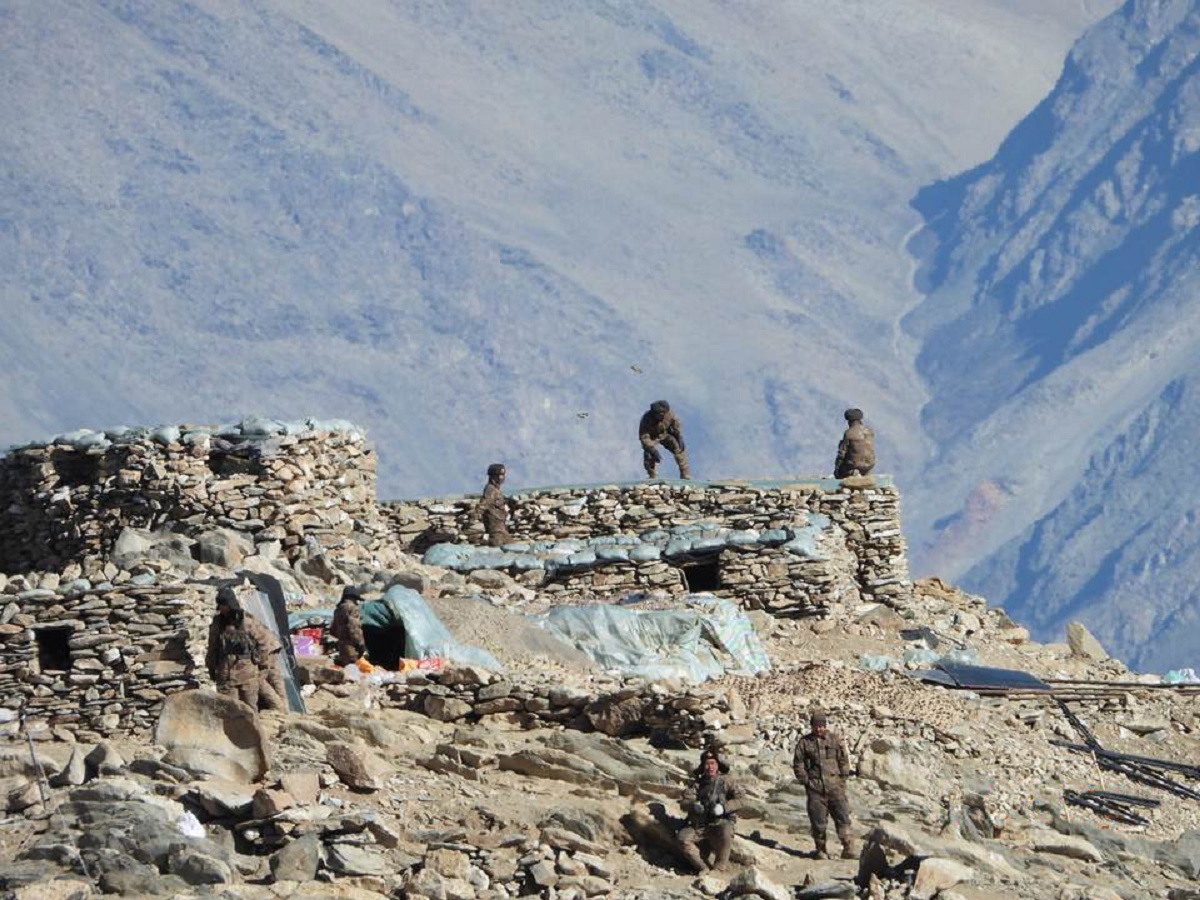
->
xmin=0 ymin=0 xmax=1106 ymax=501
xmin=906 ymin=0 xmax=1200 ymax=670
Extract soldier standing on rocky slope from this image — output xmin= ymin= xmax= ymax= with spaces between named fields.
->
xmin=475 ymin=463 xmax=512 ymax=547
xmin=639 ymin=400 xmax=690 ymax=480
xmin=794 ymin=708 xmax=856 ymax=859
xmin=677 ymin=745 xmax=741 ymax=872
xmin=834 ymin=408 xmax=875 ymax=479
xmin=205 ymin=587 xmax=276 ymax=710
xmin=330 ymin=585 xmax=367 ymax=666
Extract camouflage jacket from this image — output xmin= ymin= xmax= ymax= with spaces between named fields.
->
xmin=639 ymin=409 xmax=683 ymax=449
xmin=835 ymin=423 xmax=875 ymax=475
xmin=794 ymin=731 xmax=850 ymax=792
xmin=330 ymin=600 xmax=365 ymax=647
xmin=476 ymin=481 xmax=507 ymax=525
xmin=206 ymin=616 xmax=270 ymax=686
xmin=688 ymin=773 xmax=741 ymax=827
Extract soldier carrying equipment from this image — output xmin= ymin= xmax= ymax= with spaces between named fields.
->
xmin=330 ymin=585 xmax=367 ymax=666
xmin=676 ymin=745 xmax=741 ymax=872
xmin=639 ymin=400 xmax=690 ymax=480
xmin=794 ymin=709 xmax=857 ymax=859
xmin=834 ymin=408 xmax=875 ymax=479
xmin=205 ymin=586 xmax=281 ymax=711
xmin=475 ymin=463 xmax=512 ymax=547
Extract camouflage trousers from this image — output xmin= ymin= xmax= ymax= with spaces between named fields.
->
xmin=807 ymin=784 xmax=853 ymax=854
xmin=258 ymin=653 xmax=287 ymax=711
xmin=336 ymin=639 xmax=365 ymax=667
xmin=482 ymin=512 xmax=511 ymax=547
xmin=676 ymin=820 xmax=734 ymax=872
xmin=644 ymin=436 xmax=691 ymax=480
xmin=218 ymin=677 xmax=259 ymax=711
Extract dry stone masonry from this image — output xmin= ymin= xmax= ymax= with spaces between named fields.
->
xmin=385 ymin=477 xmax=910 ymax=611
xmin=0 ymin=418 xmax=382 ymax=573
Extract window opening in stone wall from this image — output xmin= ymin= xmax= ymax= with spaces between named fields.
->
xmin=35 ymin=627 xmax=73 ymax=672
xmin=680 ymin=557 xmax=721 ymax=593
xmin=207 ymin=450 xmax=260 ymax=478
xmin=51 ymin=451 xmax=101 ymax=487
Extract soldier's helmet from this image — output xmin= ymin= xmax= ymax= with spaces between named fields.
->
xmin=843 ymin=408 xmax=864 ymax=423
xmin=487 ymin=463 xmax=506 ymax=478
xmin=215 ymin=586 xmax=242 ymax=613
xmin=650 ymin=400 xmax=670 ymax=415
xmin=341 ymin=585 xmax=362 ymax=603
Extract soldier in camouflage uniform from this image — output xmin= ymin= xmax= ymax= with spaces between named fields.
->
xmin=330 ymin=585 xmax=366 ymax=666
xmin=639 ymin=400 xmax=690 ymax=480
xmin=475 ymin=463 xmax=511 ymax=547
xmin=676 ymin=745 xmax=741 ymax=872
xmin=834 ymin=408 xmax=875 ymax=479
xmin=794 ymin=709 xmax=856 ymax=859
xmin=243 ymin=610 xmax=287 ymax=711
xmin=205 ymin=587 xmax=276 ymax=711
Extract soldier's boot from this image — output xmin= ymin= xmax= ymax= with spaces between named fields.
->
xmin=837 ymin=825 xmax=857 ymax=860
xmin=674 ymin=450 xmax=691 ymax=480
xmin=645 ymin=465 xmax=658 ymax=480
xmin=811 ymin=831 xmax=829 ymax=860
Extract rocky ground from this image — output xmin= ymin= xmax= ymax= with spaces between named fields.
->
xmin=3 ymin=546 xmax=1200 ymax=900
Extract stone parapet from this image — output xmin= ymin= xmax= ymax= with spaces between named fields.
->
xmin=384 ymin=477 xmax=910 ymax=608
xmin=0 ymin=419 xmax=380 ymax=574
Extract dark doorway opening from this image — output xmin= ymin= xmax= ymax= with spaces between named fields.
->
xmin=363 ymin=623 xmax=408 ymax=671
xmin=680 ymin=557 xmax=721 ymax=593
xmin=51 ymin=451 xmax=101 ymax=487
xmin=35 ymin=627 xmax=73 ymax=672
xmin=206 ymin=451 xmax=260 ymax=478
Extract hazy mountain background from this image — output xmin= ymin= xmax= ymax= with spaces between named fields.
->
xmin=905 ymin=0 xmax=1200 ymax=672
xmin=15 ymin=1 xmax=1200 ymax=670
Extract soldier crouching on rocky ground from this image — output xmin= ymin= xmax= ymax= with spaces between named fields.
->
xmin=639 ymin=400 xmax=690 ymax=480
xmin=474 ymin=462 xmax=512 ymax=547
xmin=330 ymin=585 xmax=367 ymax=666
xmin=676 ymin=745 xmax=741 ymax=872
xmin=205 ymin=586 xmax=283 ymax=711
xmin=834 ymin=407 xmax=875 ymax=479
xmin=795 ymin=708 xmax=857 ymax=859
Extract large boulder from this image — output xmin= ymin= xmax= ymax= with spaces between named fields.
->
xmin=1066 ymin=622 xmax=1108 ymax=661
xmin=326 ymin=741 xmax=391 ymax=792
xmin=155 ymin=690 xmax=269 ymax=782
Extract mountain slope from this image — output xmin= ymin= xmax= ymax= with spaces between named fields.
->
xmin=905 ymin=0 xmax=1200 ymax=669
xmin=0 ymin=0 xmax=1110 ymax=498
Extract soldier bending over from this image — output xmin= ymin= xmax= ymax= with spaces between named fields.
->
xmin=639 ymin=400 xmax=690 ymax=479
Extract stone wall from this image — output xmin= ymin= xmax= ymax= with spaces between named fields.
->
xmin=384 ymin=477 xmax=910 ymax=608
xmin=0 ymin=419 xmax=381 ymax=574
xmin=0 ymin=575 xmax=213 ymax=739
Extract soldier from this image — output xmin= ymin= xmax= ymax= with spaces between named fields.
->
xmin=475 ymin=463 xmax=512 ymax=547
xmin=205 ymin=587 xmax=274 ymax=710
xmin=330 ymin=585 xmax=366 ymax=666
xmin=677 ymin=745 xmax=741 ymax=872
xmin=794 ymin=709 xmax=856 ymax=860
xmin=639 ymin=400 xmax=690 ymax=480
xmin=834 ymin=408 xmax=875 ymax=479
xmin=242 ymin=609 xmax=287 ymax=711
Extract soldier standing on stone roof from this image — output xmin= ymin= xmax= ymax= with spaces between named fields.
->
xmin=205 ymin=587 xmax=276 ymax=711
xmin=475 ymin=463 xmax=512 ymax=547
xmin=834 ymin=407 xmax=875 ymax=479
xmin=639 ymin=400 xmax=690 ymax=480
xmin=676 ymin=744 xmax=741 ymax=872
xmin=330 ymin=585 xmax=366 ymax=666
xmin=794 ymin=708 xmax=857 ymax=859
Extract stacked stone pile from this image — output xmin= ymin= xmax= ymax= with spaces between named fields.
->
xmin=375 ymin=666 xmax=738 ymax=750
xmin=385 ymin=477 xmax=910 ymax=606
xmin=0 ymin=570 xmax=213 ymax=739
xmin=0 ymin=419 xmax=382 ymax=574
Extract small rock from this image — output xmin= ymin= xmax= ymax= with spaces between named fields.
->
xmin=910 ymin=858 xmax=975 ymax=900
xmin=1066 ymin=622 xmax=1108 ymax=661
xmin=270 ymin=835 xmax=322 ymax=882
xmin=725 ymin=866 xmax=790 ymax=900
xmin=326 ymin=741 xmax=390 ymax=792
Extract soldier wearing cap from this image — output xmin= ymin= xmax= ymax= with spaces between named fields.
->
xmin=834 ymin=408 xmax=875 ymax=479
xmin=330 ymin=585 xmax=367 ymax=666
xmin=205 ymin=586 xmax=279 ymax=710
xmin=475 ymin=463 xmax=512 ymax=547
xmin=794 ymin=708 xmax=856 ymax=859
xmin=676 ymin=744 xmax=741 ymax=872
xmin=639 ymin=400 xmax=690 ymax=480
